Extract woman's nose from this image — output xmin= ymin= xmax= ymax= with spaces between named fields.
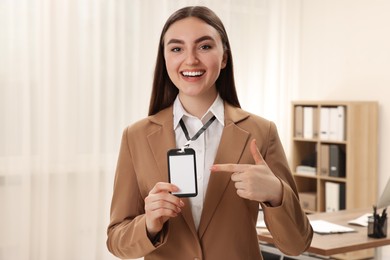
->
xmin=185 ymin=50 xmax=199 ymax=65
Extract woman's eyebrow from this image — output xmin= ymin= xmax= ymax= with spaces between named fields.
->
xmin=194 ymin=35 xmax=215 ymax=44
xmin=166 ymin=38 xmax=184 ymax=45
xmin=166 ymin=35 xmax=215 ymax=45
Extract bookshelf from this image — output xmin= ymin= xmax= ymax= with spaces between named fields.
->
xmin=291 ymin=101 xmax=378 ymax=213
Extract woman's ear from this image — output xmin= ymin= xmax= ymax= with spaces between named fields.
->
xmin=221 ymin=52 xmax=228 ymax=69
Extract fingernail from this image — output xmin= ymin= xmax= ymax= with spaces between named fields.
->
xmin=180 ymin=200 xmax=185 ymax=207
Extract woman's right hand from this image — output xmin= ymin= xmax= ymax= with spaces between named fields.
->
xmin=144 ymin=182 xmax=185 ymax=239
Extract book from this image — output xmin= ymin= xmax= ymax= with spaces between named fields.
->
xmin=325 ymin=182 xmax=346 ymax=212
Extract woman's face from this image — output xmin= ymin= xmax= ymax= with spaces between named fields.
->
xmin=163 ymin=17 xmax=227 ymax=101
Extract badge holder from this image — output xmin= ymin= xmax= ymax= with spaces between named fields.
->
xmin=167 ymin=143 xmax=197 ymax=197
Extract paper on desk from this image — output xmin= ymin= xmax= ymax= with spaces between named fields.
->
xmin=310 ymin=220 xmax=356 ymax=234
xmin=347 ymin=213 xmax=371 ymax=227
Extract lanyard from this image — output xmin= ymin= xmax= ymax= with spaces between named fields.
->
xmin=179 ymin=115 xmax=216 ymax=149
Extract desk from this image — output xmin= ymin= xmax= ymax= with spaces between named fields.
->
xmin=258 ymin=208 xmax=390 ymax=259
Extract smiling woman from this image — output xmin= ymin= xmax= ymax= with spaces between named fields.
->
xmin=106 ymin=5 xmax=312 ymax=260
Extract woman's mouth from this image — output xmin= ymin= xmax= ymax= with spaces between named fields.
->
xmin=181 ymin=70 xmax=205 ymax=77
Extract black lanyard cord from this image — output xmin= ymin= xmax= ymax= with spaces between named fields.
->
xmin=179 ymin=115 xmax=217 ymax=142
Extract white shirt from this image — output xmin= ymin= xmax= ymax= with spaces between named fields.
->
xmin=173 ymin=95 xmax=224 ymax=230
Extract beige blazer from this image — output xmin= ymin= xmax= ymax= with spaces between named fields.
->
xmin=107 ymin=103 xmax=313 ymax=260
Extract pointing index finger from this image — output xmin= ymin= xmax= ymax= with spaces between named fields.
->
xmin=210 ymin=164 xmax=249 ymax=173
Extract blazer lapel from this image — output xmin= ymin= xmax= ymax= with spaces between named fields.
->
xmin=147 ymin=108 xmax=175 ymax=182
xmin=198 ymin=104 xmax=250 ymax=238
xmin=147 ymin=107 xmax=197 ymax=238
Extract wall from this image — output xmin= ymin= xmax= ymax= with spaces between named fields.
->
xmin=297 ymin=0 xmax=390 ymax=257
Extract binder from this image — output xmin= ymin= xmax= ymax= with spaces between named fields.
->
xmin=320 ymin=107 xmax=330 ymax=140
xmin=313 ymin=107 xmax=319 ymax=138
xmin=320 ymin=144 xmax=329 ymax=176
xmin=294 ymin=106 xmax=303 ymax=138
xmin=329 ymin=145 xmax=346 ymax=177
xmin=303 ymin=107 xmax=314 ymax=139
xmin=336 ymin=106 xmax=345 ymax=141
xmin=329 ymin=108 xmax=338 ymax=140
xmin=325 ymin=182 xmax=346 ymax=212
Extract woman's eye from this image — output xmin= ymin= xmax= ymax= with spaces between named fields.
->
xmin=200 ymin=45 xmax=211 ymax=50
xmin=171 ymin=47 xmax=181 ymax=52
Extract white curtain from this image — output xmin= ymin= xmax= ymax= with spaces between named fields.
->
xmin=0 ymin=0 xmax=300 ymax=259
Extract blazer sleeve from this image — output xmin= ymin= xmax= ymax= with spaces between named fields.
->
xmin=260 ymin=122 xmax=313 ymax=256
xmin=106 ymin=127 xmax=167 ymax=258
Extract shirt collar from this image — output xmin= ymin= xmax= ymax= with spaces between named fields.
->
xmin=173 ymin=95 xmax=225 ymax=130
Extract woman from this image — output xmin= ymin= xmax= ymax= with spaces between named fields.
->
xmin=107 ymin=6 xmax=312 ymax=260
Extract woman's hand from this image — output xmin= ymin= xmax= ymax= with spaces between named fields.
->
xmin=210 ymin=139 xmax=283 ymax=206
xmin=144 ymin=182 xmax=185 ymax=238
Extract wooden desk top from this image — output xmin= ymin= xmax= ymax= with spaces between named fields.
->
xmin=257 ymin=208 xmax=390 ymax=256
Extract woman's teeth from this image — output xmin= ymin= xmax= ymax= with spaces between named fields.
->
xmin=182 ymin=71 xmax=204 ymax=77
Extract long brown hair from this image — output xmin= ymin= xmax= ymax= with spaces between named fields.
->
xmin=148 ymin=6 xmax=240 ymax=116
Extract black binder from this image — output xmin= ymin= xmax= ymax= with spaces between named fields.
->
xmin=329 ymin=145 xmax=346 ymax=177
